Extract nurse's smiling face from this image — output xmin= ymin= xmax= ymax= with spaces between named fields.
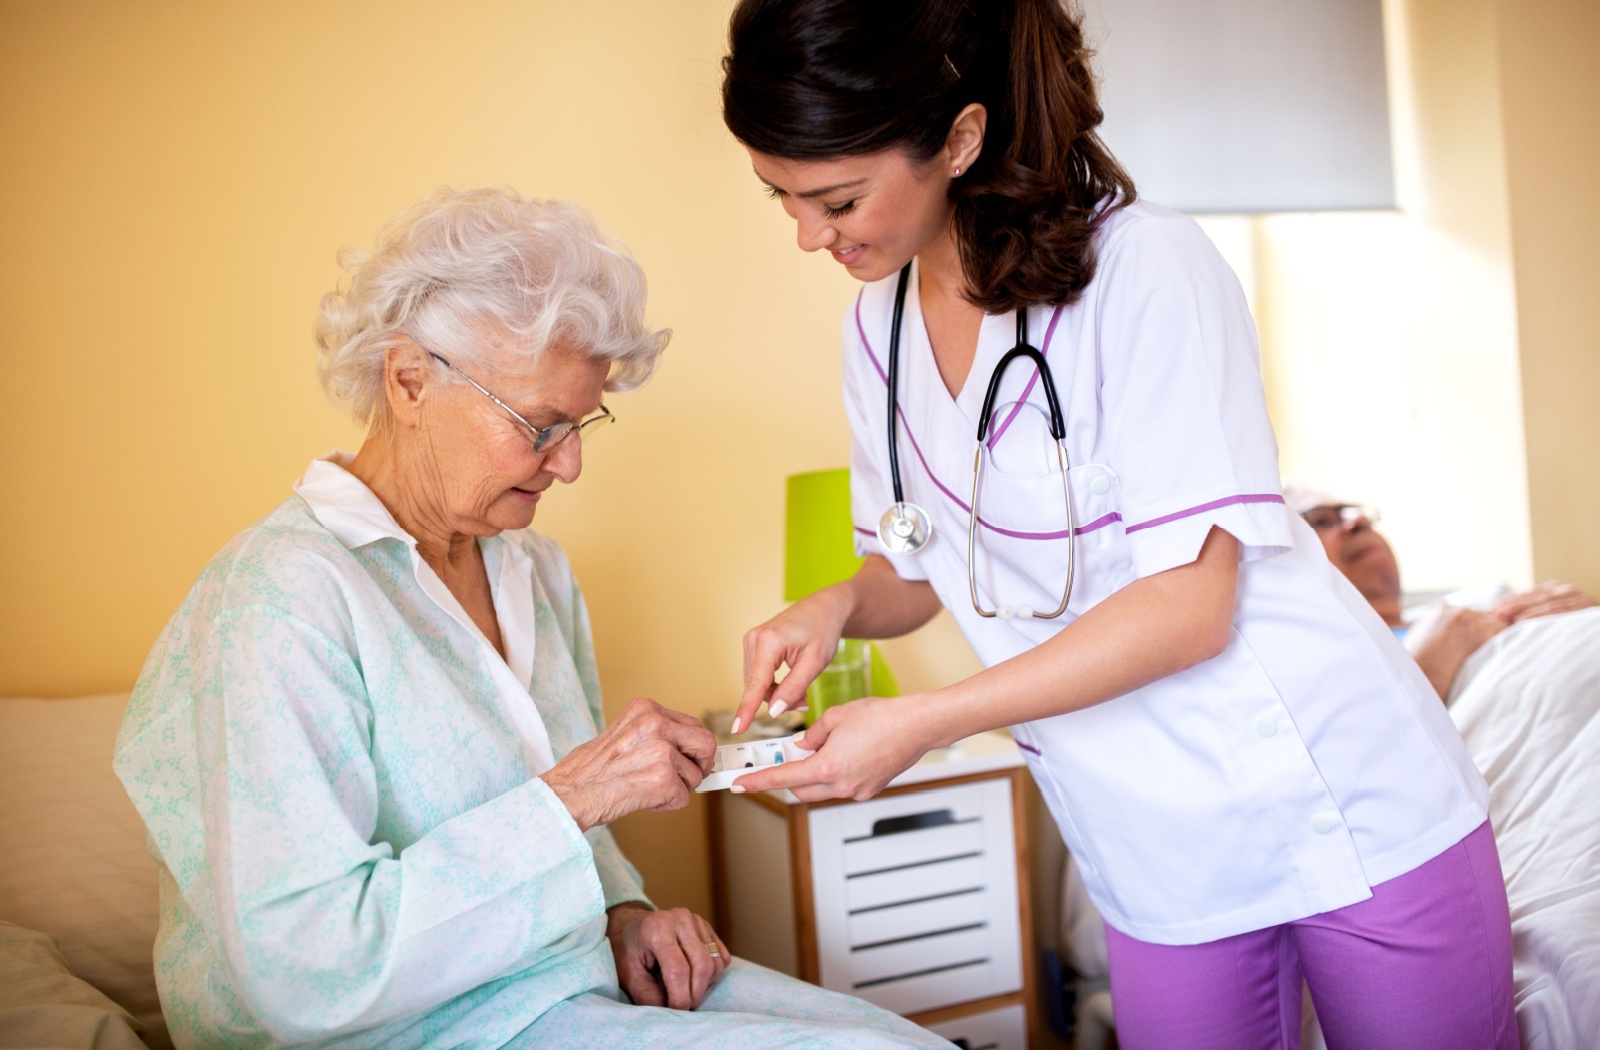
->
xmin=747 ymin=106 xmax=985 ymax=283
xmin=748 ymin=149 xmax=953 ymax=282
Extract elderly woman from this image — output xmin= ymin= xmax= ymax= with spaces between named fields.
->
xmin=114 ymin=188 xmax=946 ymax=1050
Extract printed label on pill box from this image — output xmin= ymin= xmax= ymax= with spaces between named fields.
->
xmin=696 ymin=734 xmax=813 ymax=792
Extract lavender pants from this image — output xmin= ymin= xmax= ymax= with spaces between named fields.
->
xmin=1105 ymin=821 xmax=1516 ymax=1050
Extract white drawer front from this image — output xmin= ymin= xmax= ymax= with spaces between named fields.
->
xmin=848 ymin=887 xmax=988 ymax=947
xmin=809 ymin=779 xmax=1022 ymax=1016
xmin=924 ymin=1003 xmax=1028 ymax=1050
xmin=850 ymin=925 xmax=991 ymax=984
xmin=845 ymin=854 xmax=987 ymax=912
xmin=844 ymin=818 xmax=986 ymax=875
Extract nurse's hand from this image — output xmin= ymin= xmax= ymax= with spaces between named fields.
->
xmin=543 ymin=697 xmax=716 ymax=831
xmin=728 ymin=695 xmax=927 ymax=802
xmin=735 ymin=586 xmax=853 ymax=732
xmin=735 ymin=556 xmax=942 ymax=735
xmin=607 ymin=902 xmax=730 ymax=1011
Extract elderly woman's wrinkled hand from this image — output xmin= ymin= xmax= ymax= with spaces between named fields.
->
xmin=541 ymin=697 xmax=716 ymax=831
xmin=606 ymin=902 xmax=729 ymax=1011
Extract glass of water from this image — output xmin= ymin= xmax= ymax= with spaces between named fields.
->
xmin=806 ymin=638 xmax=871 ymax=725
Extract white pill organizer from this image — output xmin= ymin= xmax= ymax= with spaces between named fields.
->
xmin=696 ymin=733 xmax=814 ymax=793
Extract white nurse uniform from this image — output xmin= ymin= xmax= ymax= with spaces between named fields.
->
xmin=840 ymin=200 xmax=1490 ymax=946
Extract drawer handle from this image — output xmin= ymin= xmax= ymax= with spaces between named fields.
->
xmin=859 ymin=808 xmax=966 ymax=839
xmin=850 ymin=851 xmax=983 ymax=879
xmin=853 ymin=921 xmax=988 ymax=952
xmin=850 ymin=886 xmax=985 ymax=915
xmin=853 ymin=957 xmax=990 ymax=990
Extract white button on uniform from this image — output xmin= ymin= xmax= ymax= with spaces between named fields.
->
xmin=1090 ymin=475 xmax=1111 ymax=494
xmin=1255 ymin=716 xmax=1278 ymax=737
xmin=1311 ymin=815 xmax=1336 ymax=835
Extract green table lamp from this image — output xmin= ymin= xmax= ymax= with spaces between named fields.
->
xmin=785 ymin=469 xmax=900 ymax=720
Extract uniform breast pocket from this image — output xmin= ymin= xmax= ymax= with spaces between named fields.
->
xmin=969 ymin=455 xmax=1134 ymax=619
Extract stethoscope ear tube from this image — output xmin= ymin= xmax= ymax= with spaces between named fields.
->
xmin=878 ymin=264 xmax=1076 ymax=619
xmin=967 ymin=321 xmax=1077 ymax=620
xmin=976 ymin=345 xmax=1068 ymax=443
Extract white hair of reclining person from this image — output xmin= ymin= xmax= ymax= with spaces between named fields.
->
xmin=314 ymin=186 xmax=671 ymax=431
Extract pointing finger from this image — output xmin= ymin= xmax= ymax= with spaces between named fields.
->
xmin=766 ymin=645 xmax=832 ymax=721
xmin=735 ymin=633 xmax=786 ymax=734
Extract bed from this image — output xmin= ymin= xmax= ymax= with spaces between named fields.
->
xmin=1447 ymin=605 xmax=1600 ymax=1049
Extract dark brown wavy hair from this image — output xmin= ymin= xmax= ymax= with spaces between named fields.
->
xmin=721 ymin=0 xmax=1136 ymax=313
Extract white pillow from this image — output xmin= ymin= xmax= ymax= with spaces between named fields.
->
xmin=0 ymin=921 xmax=145 ymax=1050
xmin=0 ymin=696 xmax=167 ymax=1048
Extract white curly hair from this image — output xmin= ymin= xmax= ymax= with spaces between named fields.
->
xmin=315 ymin=187 xmax=669 ymax=429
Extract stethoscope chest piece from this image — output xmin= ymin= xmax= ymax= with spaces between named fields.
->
xmin=878 ymin=501 xmax=933 ymax=555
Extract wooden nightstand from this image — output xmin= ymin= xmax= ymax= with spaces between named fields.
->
xmin=707 ymin=732 xmax=1036 ymax=1048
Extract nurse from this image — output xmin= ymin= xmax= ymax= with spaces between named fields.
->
xmin=719 ymin=1 xmax=1517 ymax=1048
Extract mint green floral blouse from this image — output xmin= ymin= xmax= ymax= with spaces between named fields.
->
xmin=114 ymin=456 xmax=651 ymax=1048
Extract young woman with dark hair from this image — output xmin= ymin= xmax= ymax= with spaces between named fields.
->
xmin=721 ymin=2 xmax=1516 ymax=1047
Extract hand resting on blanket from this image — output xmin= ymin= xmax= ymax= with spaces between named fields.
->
xmin=1281 ymin=483 xmax=1595 ymax=698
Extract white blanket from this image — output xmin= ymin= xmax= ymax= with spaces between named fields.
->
xmin=1448 ymin=607 xmax=1600 ymax=1050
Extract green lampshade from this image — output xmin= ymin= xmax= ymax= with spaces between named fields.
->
xmin=785 ymin=468 xmax=900 ymax=700
xmin=785 ymin=468 xmax=864 ymax=602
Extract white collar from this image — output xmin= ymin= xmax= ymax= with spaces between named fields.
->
xmin=290 ymin=451 xmax=554 ymax=773
xmin=293 ymin=451 xmax=415 ymax=550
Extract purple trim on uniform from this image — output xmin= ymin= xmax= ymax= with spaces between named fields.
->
xmin=1075 ymin=511 xmax=1123 ymax=536
xmin=854 ymin=295 xmax=1093 ymax=544
xmin=1015 ymin=739 xmax=1042 ymax=756
xmin=986 ymin=305 xmax=1065 ymax=449
xmin=1124 ymin=493 xmax=1286 ymax=534
xmin=854 ymin=526 xmax=875 ymax=539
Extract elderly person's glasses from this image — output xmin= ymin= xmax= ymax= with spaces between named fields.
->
xmin=428 ymin=352 xmax=614 ymax=453
xmin=1302 ymin=504 xmax=1381 ymax=531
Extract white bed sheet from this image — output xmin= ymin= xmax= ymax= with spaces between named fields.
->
xmin=1449 ymin=606 xmax=1600 ymax=1050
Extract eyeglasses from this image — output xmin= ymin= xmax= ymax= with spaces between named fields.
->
xmin=428 ymin=352 xmax=614 ymax=453
xmin=1301 ymin=504 xmax=1380 ymax=531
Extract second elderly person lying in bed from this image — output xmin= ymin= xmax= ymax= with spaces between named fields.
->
xmin=113 ymin=188 xmax=947 ymax=1050
xmin=1284 ymin=484 xmax=1595 ymax=699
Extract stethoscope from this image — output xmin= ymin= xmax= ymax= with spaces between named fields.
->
xmin=877 ymin=264 xmax=1077 ymax=620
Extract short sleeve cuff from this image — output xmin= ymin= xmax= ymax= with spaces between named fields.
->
xmin=853 ymin=525 xmax=930 ymax=581
xmin=1123 ymin=494 xmax=1293 ymax=579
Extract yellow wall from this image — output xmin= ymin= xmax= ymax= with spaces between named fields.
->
xmin=0 ymin=0 xmax=907 ymax=915
xmin=1493 ymin=0 xmax=1600 ymax=595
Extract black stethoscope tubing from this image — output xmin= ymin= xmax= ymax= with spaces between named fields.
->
xmin=883 ymin=262 xmax=1077 ymax=619
xmin=885 ymin=265 xmax=914 ymax=506
xmin=885 ymin=263 xmax=1070 ymax=503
